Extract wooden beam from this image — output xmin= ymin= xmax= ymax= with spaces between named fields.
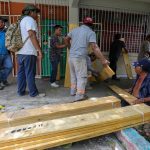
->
xmin=109 ymin=85 xmax=136 ymax=105
xmin=122 ymin=49 xmax=133 ymax=79
xmin=0 ymin=96 xmax=120 ymax=129
xmin=0 ymin=104 xmax=149 ymax=149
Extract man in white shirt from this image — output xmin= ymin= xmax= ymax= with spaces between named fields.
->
xmin=17 ymin=5 xmax=45 ymax=97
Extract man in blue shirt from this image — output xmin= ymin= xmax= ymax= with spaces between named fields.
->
xmin=130 ymin=58 xmax=150 ymax=141
xmin=130 ymin=59 xmax=150 ymax=106
xmin=0 ymin=17 xmax=13 ymax=90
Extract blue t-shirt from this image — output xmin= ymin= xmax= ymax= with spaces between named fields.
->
xmin=131 ymin=73 xmax=150 ymax=106
xmin=0 ymin=31 xmax=8 ymax=55
xmin=68 ymin=25 xmax=96 ymax=58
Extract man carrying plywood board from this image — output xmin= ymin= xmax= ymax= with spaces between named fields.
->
xmin=65 ymin=17 xmax=109 ymax=101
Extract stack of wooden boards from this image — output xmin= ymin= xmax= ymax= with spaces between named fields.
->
xmin=0 ymin=96 xmax=120 ymax=128
xmin=0 ymin=96 xmax=150 ymax=150
xmin=0 ymin=104 xmax=149 ymax=150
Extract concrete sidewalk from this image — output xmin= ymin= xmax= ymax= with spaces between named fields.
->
xmin=0 ymin=77 xmax=133 ymax=112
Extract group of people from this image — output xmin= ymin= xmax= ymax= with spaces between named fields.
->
xmin=0 ymin=4 xmax=150 ymax=105
xmin=109 ymin=33 xmax=150 ymax=81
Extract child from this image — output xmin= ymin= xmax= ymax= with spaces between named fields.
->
xmin=50 ymin=25 xmax=66 ymax=87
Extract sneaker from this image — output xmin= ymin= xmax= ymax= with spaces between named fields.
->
xmin=51 ymin=82 xmax=59 ymax=88
xmin=70 ymin=88 xmax=76 ymax=96
xmin=0 ymin=85 xmax=4 ymax=90
xmin=75 ymin=94 xmax=88 ymax=102
xmin=35 ymin=93 xmax=46 ymax=98
xmin=0 ymin=82 xmax=5 ymax=87
xmin=2 ymin=80 xmax=9 ymax=86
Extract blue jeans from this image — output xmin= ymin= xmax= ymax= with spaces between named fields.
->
xmin=17 ymin=55 xmax=38 ymax=97
xmin=50 ymin=56 xmax=60 ymax=83
xmin=0 ymin=54 xmax=13 ymax=82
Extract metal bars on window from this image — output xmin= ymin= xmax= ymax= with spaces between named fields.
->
xmin=79 ymin=7 xmax=150 ymax=53
xmin=0 ymin=0 xmax=69 ymax=77
xmin=0 ymin=0 xmax=9 ymax=15
xmin=35 ymin=0 xmax=69 ymax=77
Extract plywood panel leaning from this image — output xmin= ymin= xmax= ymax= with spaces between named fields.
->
xmin=122 ymin=48 xmax=133 ymax=79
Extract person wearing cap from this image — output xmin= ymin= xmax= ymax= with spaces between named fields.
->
xmin=0 ymin=17 xmax=13 ymax=90
xmin=16 ymin=5 xmax=45 ymax=97
xmin=138 ymin=34 xmax=150 ymax=61
xmin=49 ymin=25 xmax=66 ymax=88
xmin=130 ymin=58 xmax=150 ymax=105
xmin=130 ymin=58 xmax=150 ymax=140
xmin=109 ymin=33 xmax=127 ymax=81
xmin=65 ymin=17 xmax=109 ymax=101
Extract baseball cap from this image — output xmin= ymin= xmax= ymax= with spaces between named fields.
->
xmin=22 ymin=4 xmax=40 ymax=14
xmin=133 ymin=59 xmax=150 ymax=72
xmin=83 ymin=17 xmax=94 ymax=25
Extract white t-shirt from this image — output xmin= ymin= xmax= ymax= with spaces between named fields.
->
xmin=17 ymin=16 xmax=38 ymax=56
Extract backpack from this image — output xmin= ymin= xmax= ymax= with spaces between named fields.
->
xmin=5 ymin=20 xmax=29 ymax=53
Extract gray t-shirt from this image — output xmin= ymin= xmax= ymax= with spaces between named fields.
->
xmin=68 ymin=25 xmax=96 ymax=58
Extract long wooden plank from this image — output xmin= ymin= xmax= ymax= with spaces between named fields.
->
xmin=0 ymin=104 xmax=149 ymax=148
xmin=0 ymin=106 xmax=149 ymax=150
xmin=109 ymin=85 xmax=136 ymax=105
xmin=122 ymin=49 xmax=133 ymax=79
xmin=0 ymin=121 xmax=147 ymax=150
xmin=0 ymin=96 xmax=120 ymax=129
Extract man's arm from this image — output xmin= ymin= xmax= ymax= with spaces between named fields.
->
xmin=64 ymin=36 xmax=71 ymax=49
xmin=28 ymin=30 xmax=43 ymax=58
xmin=132 ymin=97 xmax=150 ymax=104
xmin=55 ymin=44 xmax=66 ymax=49
xmin=90 ymin=43 xmax=109 ymax=67
xmin=141 ymin=97 xmax=150 ymax=103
